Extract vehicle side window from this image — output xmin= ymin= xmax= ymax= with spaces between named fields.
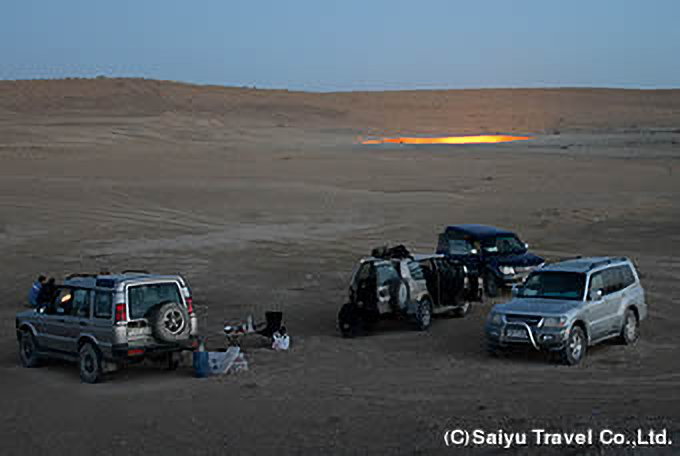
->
xmin=128 ymin=283 xmax=183 ymax=320
xmin=448 ymin=239 xmax=474 ymax=255
xmin=440 ymin=233 xmax=476 ymax=255
xmin=618 ymin=265 xmax=636 ymax=288
xmin=589 ymin=272 xmax=604 ymax=294
xmin=94 ymin=291 xmax=113 ymax=319
xmin=71 ymin=289 xmax=91 ymax=318
xmin=356 ymin=264 xmax=372 ymax=282
xmin=48 ymin=288 xmax=75 ymax=315
xmin=407 ymin=261 xmax=425 ymax=281
xmin=594 ymin=267 xmax=626 ymax=296
xmin=376 ymin=263 xmax=400 ymax=286
xmin=605 ymin=268 xmax=626 ymax=295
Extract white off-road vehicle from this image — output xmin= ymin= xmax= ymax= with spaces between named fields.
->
xmin=338 ymin=246 xmax=479 ymax=337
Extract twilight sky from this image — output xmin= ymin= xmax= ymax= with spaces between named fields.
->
xmin=1 ymin=0 xmax=678 ymax=91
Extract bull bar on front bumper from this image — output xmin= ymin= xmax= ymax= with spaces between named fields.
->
xmin=485 ymin=315 xmax=569 ymax=351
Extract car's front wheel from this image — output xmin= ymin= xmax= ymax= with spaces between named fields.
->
xmin=414 ymin=298 xmax=433 ymax=331
xmin=79 ymin=342 xmax=103 ymax=384
xmin=619 ymin=309 xmax=639 ymax=345
xmin=560 ymin=326 xmax=586 ymax=366
xmin=19 ymin=330 xmax=41 ymax=368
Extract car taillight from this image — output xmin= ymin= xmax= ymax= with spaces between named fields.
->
xmin=186 ymin=297 xmax=193 ymax=314
xmin=115 ymin=303 xmax=127 ymax=323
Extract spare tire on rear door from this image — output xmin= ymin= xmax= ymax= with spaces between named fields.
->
xmin=149 ymin=300 xmax=191 ymax=344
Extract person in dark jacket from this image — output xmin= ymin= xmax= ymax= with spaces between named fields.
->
xmin=36 ymin=278 xmax=56 ymax=308
xmin=29 ymin=275 xmax=46 ymax=307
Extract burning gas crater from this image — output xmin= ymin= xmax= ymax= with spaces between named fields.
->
xmin=362 ymin=135 xmax=530 ymax=145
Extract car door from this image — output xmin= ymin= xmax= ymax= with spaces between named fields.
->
xmin=437 ymin=258 xmax=464 ymax=306
xmin=43 ymin=287 xmax=76 ymax=353
xmin=61 ymin=288 xmax=92 ymax=355
xmin=91 ymin=289 xmax=114 ymax=356
xmin=26 ymin=306 xmax=49 ymax=349
xmin=618 ymin=264 xmax=643 ymax=323
xmin=420 ymin=258 xmax=440 ymax=306
xmin=585 ymin=271 xmax=610 ymax=340
xmin=375 ymin=262 xmax=401 ymax=313
xmin=602 ymin=267 xmax=628 ymax=334
xmin=404 ymin=260 xmax=428 ymax=302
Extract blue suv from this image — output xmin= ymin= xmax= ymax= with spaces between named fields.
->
xmin=436 ymin=225 xmax=544 ymax=297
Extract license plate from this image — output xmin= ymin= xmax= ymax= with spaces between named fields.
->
xmin=505 ymin=328 xmax=529 ymax=339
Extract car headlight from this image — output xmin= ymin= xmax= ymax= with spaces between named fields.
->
xmin=487 ymin=312 xmax=503 ymax=325
xmin=462 ymin=265 xmax=468 ymax=274
xmin=541 ymin=316 xmax=567 ymax=328
xmin=500 ymin=266 xmax=515 ymax=275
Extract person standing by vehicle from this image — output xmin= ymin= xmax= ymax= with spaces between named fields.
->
xmin=36 ymin=278 xmax=56 ymax=308
xmin=28 ymin=275 xmax=46 ymax=308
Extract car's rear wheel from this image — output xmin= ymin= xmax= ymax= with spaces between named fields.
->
xmin=414 ymin=298 xmax=433 ymax=331
xmin=560 ymin=326 xmax=586 ymax=366
xmin=619 ymin=309 xmax=639 ymax=345
xmin=338 ymin=303 xmax=361 ymax=338
xmin=19 ymin=331 xmax=41 ymax=368
xmin=79 ymin=342 xmax=103 ymax=384
xmin=483 ymin=271 xmax=499 ymax=298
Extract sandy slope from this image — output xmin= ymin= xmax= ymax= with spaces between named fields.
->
xmin=0 ymin=79 xmax=679 ymax=455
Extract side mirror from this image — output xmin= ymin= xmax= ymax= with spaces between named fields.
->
xmin=589 ymin=289 xmax=603 ymax=301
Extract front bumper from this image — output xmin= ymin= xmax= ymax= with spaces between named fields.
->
xmin=485 ymin=322 xmax=568 ymax=351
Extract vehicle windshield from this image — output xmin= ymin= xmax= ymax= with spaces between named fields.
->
xmin=518 ymin=271 xmax=586 ymax=300
xmin=481 ymin=235 xmax=526 ymax=255
xmin=128 ymin=282 xmax=183 ymax=320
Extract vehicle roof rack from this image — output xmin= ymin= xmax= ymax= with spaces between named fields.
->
xmin=588 ymin=257 xmax=628 ymax=270
xmin=121 ymin=269 xmax=150 ymax=274
xmin=371 ymin=244 xmax=413 ymax=260
xmin=65 ymin=273 xmax=98 ymax=280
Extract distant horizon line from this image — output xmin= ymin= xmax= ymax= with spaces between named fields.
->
xmin=1 ymin=75 xmax=679 ymax=93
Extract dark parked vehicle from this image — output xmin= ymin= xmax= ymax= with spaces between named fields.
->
xmin=436 ymin=224 xmax=544 ymax=297
xmin=16 ymin=271 xmax=197 ymax=383
xmin=338 ymin=246 xmax=479 ymax=337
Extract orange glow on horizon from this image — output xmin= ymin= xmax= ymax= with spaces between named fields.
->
xmin=362 ymin=135 xmax=530 ymax=145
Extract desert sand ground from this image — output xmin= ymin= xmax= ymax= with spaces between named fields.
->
xmin=1 ymin=79 xmax=679 ymax=455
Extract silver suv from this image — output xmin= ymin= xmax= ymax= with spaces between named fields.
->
xmin=16 ymin=271 xmax=197 ymax=383
xmin=338 ymin=247 xmax=478 ymax=337
xmin=484 ymin=257 xmax=646 ymax=365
